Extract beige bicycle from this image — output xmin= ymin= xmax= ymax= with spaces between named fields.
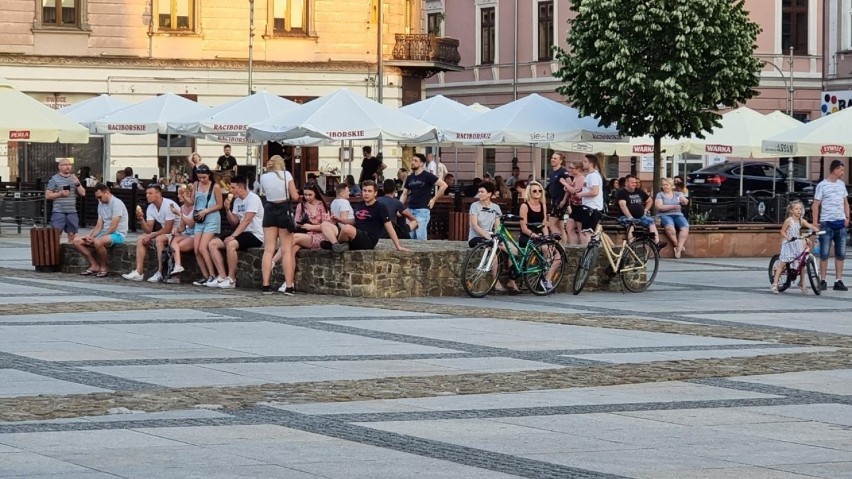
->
xmin=572 ymin=216 xmax=660 ymax=294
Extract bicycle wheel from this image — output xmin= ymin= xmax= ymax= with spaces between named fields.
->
xmin=572 ymin=243 xmax=599 ymax=295
xmin=806 ymin=254 xmax=821 ymax=296
xmin=523 ymin=240 xmax=566 ymax=296
xmin=461 ymin=242 xmax=499 ymax=298
xmin=768 ymin=254 xmax=791 ymax=292
xmin=620 ymin=238 xmax=659 ymax=293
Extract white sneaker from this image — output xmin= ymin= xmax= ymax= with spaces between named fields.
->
xmin=165 ymin=277 xmax=181 ymax=284
xmin=171 ymin=265 xmax=185 ymax=275
xmin=147 ymin=271 xmax=162 ymax=283
xmin=205 ymin=276 xmax=224 ymax=287
xmin=122 ymin=270 xmax=144 ymax=282
xmin=218 ymin=277 xmax=236 ymax=289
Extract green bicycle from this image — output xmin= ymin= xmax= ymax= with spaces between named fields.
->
xmin=461 ymin=213 xmax=566 ymax=298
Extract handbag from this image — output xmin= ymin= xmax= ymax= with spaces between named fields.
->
xmin=193 ymin=181 xmax=215 ymax=223
xmin=276 ymin=171 xmax=297 ymax=232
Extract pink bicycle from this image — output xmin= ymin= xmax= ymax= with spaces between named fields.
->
xmin=768 ymin=230 xmax=825 ymax=295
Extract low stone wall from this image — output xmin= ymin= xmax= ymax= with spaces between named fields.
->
xmin=60 ymin=240 xmax=620 ymax=297
xmin=605 ymin=223 xmax=780 ymax=258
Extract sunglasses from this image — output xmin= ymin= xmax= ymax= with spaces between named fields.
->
xmin=531 ymin=189 xmax=542 ymax=193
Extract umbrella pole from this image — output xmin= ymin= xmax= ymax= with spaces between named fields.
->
xmin=739 ymin=158 xmax=744 ymax=197
xmin=103 ymin=135 xmax=110 ymax=183
xmin=453 ymin=146 xmax=458 ymax=177
xmin=166 ymin=134 xmax=171 ymax=181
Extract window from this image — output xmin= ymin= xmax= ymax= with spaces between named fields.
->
xmin=272 ymin=0 xmax=307 ymax=33
xmin=480 ymin=7 xmax=495 ymax=65
xmin=158 ymin=0 xmax=194 ymax=31
xmin=782 ymin=0 xmax=808 ymax=55
xmin=538 ymin=1 xmax=554 ymax=61
xmin=484 ymin=148 xmax=496 ymax=177
xmin=427 ymin=12 xmax=443 ymax=36
xmin=41 ymin=0 xmax=79 ymax=27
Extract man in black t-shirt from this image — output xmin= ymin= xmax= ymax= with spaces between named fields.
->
xmin=400 ymin=153 xmax=448 ymax=240
xmin=359 ymin=146 xmax=386 ymax=183
xmin=216 ymin=145 xmax=238 ymax=177
xmin=320 ymin=181 xmax=410 ymax=253
xmin=616 ymin=175 xmax=664 ymax=247
xmin=377 ymin=179 xmax=419 ymax=239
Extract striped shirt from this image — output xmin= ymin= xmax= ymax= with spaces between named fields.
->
xmin=47 ymin=174 xmax=79 ymax=213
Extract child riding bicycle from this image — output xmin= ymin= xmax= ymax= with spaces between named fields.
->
xmin=772 ymin=200 xmax=819 ymax=293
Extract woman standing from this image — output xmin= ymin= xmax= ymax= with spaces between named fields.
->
xmin=187 ymin=152 xmax=202 ymax=183
xmin=493 ymin=175 xmax=511 ymax=199
xmin=191 ymin=165 xmax=223 ymax=286
xmin=560 ymin=161 xmax=586 ymax=245
xmin=259 ymin=155 xmax=301 ymax=295
xmin=655 ymin=178 xmax=690 ymax=258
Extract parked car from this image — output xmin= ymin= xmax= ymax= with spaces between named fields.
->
xmin=686 ymin=161 xmax=815 ymax=197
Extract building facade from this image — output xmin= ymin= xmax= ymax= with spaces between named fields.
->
xmin=0 ymin=0 xmax=460 ymax=183
xmin=824 ymin=0 xmax=852 ymax=111
xmin=426 ymin=0 xmax=825 ymax=182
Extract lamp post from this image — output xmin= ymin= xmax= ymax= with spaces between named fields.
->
xmin=762 ymin=47 xmax=795 ymax=116
xmin=247 ymin=0 xmax=255 ymax=168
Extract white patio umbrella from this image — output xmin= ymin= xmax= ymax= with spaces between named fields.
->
xmin=399 ymin=95 xmax=485 ymax=175
xmin=552 ymin=135 xmax=689 ymax=156
xmin=762 ymin=106 xmax=852 ymax=157
xmin=446 ymin=94 xmax=624 ymax=146
xmin=468 ymin=103 xmax=491 ymax=113
xmin=94 ymin=93 xmax=209 ymax=174
xmin=246 ymin=88 xmax=438 ymax=144
xmin=59 ymin=94 xmax=132 ymax=178
xmin=448 ymin=94 xmax=623 ymax=179
xmin=167 ymin=91 xmax=299 ymax=137
xmin=0 ymin=78 xmax=89 ymax=143
xmin=59 ymin=94 xmax=131 ymax=134
xmin=686 ymin=107 xmax=797 ymax=159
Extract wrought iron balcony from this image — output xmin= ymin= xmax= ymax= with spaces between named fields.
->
xmin=388 ymin=34 xmax=462 ymax=78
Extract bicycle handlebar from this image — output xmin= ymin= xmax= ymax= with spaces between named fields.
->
xmin=786 ymin=230 xmax=826 ymax=242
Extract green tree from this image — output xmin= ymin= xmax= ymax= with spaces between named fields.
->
xmin=553 ymin=0 xmax=763 ymax=192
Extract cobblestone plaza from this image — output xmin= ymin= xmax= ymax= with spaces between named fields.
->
xmin=0 ymin=233 xmax=851 ymax=478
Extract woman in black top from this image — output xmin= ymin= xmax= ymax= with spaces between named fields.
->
xmin=518 ymin=180 xmax=549 ymax=247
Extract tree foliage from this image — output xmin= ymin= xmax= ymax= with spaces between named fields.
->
xmin=553 ymin=0 xmax=763 ymax=190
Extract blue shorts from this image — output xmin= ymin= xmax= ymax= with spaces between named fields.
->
xmin=94 ymin=231 xmax=125 ymax=246
xmin=659 ymin=214 xmax=689 ymax=229
xmin=818 ymin=221 xmax=847 ymax=261
xmin=50 ymin=211 xmax=79 ymax=234
xmin=620 ymin=215 xmax=656 ymax=228
xmin=194 ymin=218 xmax=221 ymax=235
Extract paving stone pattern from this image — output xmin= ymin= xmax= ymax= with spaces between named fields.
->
xmin=0 ymin=243 xmax=851 ymax=478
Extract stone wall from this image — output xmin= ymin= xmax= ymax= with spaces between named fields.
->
xmin=60 ymin=240 xmax=620 ymax=297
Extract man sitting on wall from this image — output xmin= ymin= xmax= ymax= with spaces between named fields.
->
xmin=121 ymin=184 xmax=178 ymax=282
xmin=73 ymin=184 xmax=129 ymax=278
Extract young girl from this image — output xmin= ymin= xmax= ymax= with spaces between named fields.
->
xmin=772 ymin=200 xmax=818 ymax=293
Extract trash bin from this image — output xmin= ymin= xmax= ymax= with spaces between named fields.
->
xmin=448 ymin=212 xmax=469 ymax=241
xmin=30 ymin=227 xmax=61 ymax=272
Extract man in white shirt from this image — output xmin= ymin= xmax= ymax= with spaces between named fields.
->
xmin=122 ymin=185 xmax=177 ymax=282
xmin=425 ymin=152 xmax=438 ymax=176
xmin=207 ymin=176 xmax=265 ymax=288
xmin=812 ymin=159 xmax=850 ymax=291
xmin=73 ymin=184 xmax=129 ymax=277
xmin=330 ymin=183 xmax=354 ymax=224
xmin=575 ymin=153 xmax=605 ymax=245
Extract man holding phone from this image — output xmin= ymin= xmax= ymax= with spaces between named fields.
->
xmin=46 ymin=158 xmax=86 ymax=242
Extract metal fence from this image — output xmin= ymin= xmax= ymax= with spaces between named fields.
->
xmin=0 ymin=190 xmax=49 ymax=234
xmin=688 ymin=192 xmax=816 ymax=224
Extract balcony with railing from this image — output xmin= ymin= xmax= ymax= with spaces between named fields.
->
xmin=388 ymin=34 xmax=463 ymax=78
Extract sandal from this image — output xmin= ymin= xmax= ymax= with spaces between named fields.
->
xmin=80 ymin=269 xmax=98 ymax=276
xmin=674 ymin=247 xmax=682 ymax=259
xmin=771 ymin=283 xmax=779 ymax=294
xmin=800 ymin=282 xmax=808 ymax=294
xmin=96 ymin=270 xmax=109 ymax=278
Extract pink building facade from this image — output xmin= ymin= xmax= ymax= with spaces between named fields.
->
xmin=425 ymin=0 xmax=825 ymax=182
xmin=824 ymin=0 xmax=852 ymax=110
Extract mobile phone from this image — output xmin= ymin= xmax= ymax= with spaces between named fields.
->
xmin=63 ymin=185 xmax=71 ymax=191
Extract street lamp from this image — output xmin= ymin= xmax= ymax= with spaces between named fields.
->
xmin=761 ymin=47 xmax=795 ymax=116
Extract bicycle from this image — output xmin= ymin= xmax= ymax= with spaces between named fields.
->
xmin=572 ymin=216 xmax=660 ymax=295
xmin=461 ymin=213 xmax=566 ymax=298
xmin=768 ymin=230 xmax=825 ymax=295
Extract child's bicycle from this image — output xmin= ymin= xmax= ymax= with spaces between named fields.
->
xmin=768 ymin=230 xmax=825 ymax=295
xmin=461 ymin=213 xmax=566 ymax=297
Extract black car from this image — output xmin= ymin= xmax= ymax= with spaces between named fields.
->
xmin=687 ymin=161 xmax=815 ymax=197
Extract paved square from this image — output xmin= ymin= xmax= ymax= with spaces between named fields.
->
xmin=0 ymin=247 xmax=850 ymax=478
